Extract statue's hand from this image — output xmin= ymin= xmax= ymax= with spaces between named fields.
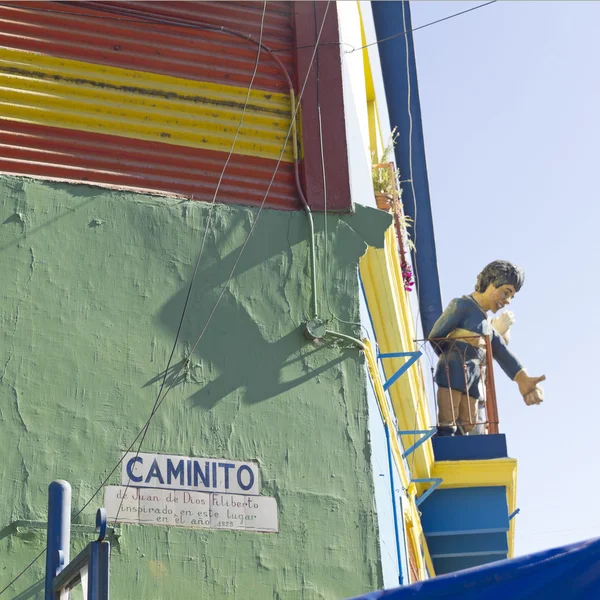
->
xmin=491 ymin=311 xmax=515 ymax=336
xmin=514 ymin=370 xmax=546 ymax=397
xmin=524 ymin=386 xmax=544 ymax=406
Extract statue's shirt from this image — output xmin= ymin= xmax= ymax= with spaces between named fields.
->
xmin=429 ymin=295 xmax=523 ymax=397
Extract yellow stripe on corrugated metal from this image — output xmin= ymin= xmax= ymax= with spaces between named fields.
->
xmin=0 ymin=47 xmax=294 ymax=162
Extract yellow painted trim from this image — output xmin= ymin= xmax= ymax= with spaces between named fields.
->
xmin=357 ymin=2 xmax=381 ymax=157
xmin=432 ymin=459 xmax=518 ymax=557
xmin=367 ymin=100 xmax=377 ymax=160
xmin=363 ymin=341 xmax=410 ymax=491
xmin=363 ymin=341 xmax=435 ymax=578
xmin=357 ymin=2 xmax=375 ymax=103
xmin=0 ymin=47 xmax=294 ymax=161
xmin=360 ymin=228 xmax=435 ymax=485
xmin=405 ymin=510 xmax=436 ymax=580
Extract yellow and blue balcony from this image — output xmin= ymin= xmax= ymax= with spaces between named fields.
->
xmin=360 ymin=224 xmax=518 ymax=579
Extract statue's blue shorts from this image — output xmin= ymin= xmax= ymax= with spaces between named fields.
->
xmin=434 ymin=342 xmax=485 ymax=399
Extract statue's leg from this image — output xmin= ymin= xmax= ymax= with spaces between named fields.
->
xmin=437 ymin=388 xmax=462 ymax=435
xmin=469 ymin=400 xmax=486 ymax=435
xmin=459 ymin=394 xmax=479 ymax=434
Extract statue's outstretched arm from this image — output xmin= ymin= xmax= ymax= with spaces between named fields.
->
xmin=491 ymin=329 xmax=523 ymax=379
xmin=492 ymin=330 xmax=545 ymax=405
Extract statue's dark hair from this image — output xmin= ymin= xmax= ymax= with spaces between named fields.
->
xmin=475 ymin=260 xmax=524 ymax=293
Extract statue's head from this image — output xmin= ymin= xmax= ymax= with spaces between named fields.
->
xmin=475 ymin=261 xmax=524 ymax=313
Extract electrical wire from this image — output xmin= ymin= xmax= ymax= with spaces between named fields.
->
xmin=317 ymin=102 xmax=367 ymax=338
xmin=286 ymin=0 xmax=498 ymax=54
xmin=395 ymin=0 xmax=425 ymax=475
xmin=0 ymin=2 xmax=289 ymax=59
xmin=142 ymin=0 xmax=330 ymax=402
xmin=111 ymin=0 xmax=269 ymax=527
xmin=314 ymin=4 xmax=371 ymax=342
xmin=353 ymin=0 xmax=497 ymax=52
xmin=0 ymin=2 xmax=332 ymax=595
xmin=109 ymin=0 xmax=332 ymax=528
xmin=399 ymin=0 xmax=420 ymax=335
xmin=0 ymin=549 xmax=45 ymax=596
xmin=0 ymin=1 xmax=498 ymax=56
xmin=315 ymin=1 xmax=328 ymax=313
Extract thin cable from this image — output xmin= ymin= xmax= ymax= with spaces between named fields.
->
xmin=0 ymin=1 xmax=498 ymax=56
xmin=0 ymin=0 xmax=331 ymax=591
xmin=314 ymin=4 xmax=369 ymax=340
xmin=115 ymin=0 xmax=330 ymax=526
xmin=138 ymin=0 xmax=332 ymax=428
xmin=0 ymin=2 xmax=320 ymax=592
xmin=398 ymin=1 xmax=419 ymax=335
xmin=281 ymin=1 xmax=498 ymax=53
xmin=318 ymin=101 xmax=368 ymax=338
xmin=354 ymin=0 xmax=497 ymax=52
xmin=318 ymin=76 xmax=360 ymax=334
xmin=100 ymin=9 xmax=334 ymax=527
xmin=0 ymin=0 xmax=288 ymax=595
xmin=0 ymin=549 xmax=45 ymax=596
xmin=0 ymin=1 xmax=295 ymax=64
xmin=112 ymin=0 xmax=269 ymax=526
xmin=0 ymin=411 xmax=156 ymax=597
xmin=315 ymin=1 xmax=328 ymax=312
xmin=396 ymin=0 xmax=424 ymax=476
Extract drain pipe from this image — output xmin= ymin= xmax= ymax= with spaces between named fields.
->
xmin=291 ymin=91 xmax=364 ymax=349
xmin=385 ymin=423 xmax=405 ymax=586
xmin=371 ymin=1 xmax=443 ymax=337
xmin=291 ymin=89 xmax=320 ymax=324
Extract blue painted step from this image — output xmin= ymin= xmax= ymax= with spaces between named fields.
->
xmin=420 ymin=487 xmax=510 ymax=536
xmin=432 ymin=434 xmax=508 ymax=461
xmin=427 ymin=532 xmax=508 ymax=558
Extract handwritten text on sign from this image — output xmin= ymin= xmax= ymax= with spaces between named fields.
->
xmin=105 ymin=486 xmax=278 ymax=532
xmin=121 ymin=452 xmax=260 ymax=495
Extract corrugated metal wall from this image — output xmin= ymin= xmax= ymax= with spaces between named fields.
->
xmin=0 ymin=1 xmax=300 ymax=209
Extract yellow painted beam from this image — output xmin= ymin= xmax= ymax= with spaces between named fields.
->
xmin=363 ymin=341 xmax=435 ymax=579
xmin=357 ymin=2 xmax=382 ymax=157
xmin=0 ymin=47 xmax=294 ymax=161
xmin=357 ymin=2 xmax=375 ymax=103
xmin=360 ymin=228 xmax=435 ymax=484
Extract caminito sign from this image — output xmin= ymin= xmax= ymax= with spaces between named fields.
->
xmin=121 ymin=451 xmax=260 ymax=495
xmin=105 ymin=452 xmax=278 ymax=533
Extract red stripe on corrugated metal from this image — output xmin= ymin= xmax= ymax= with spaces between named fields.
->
xmin=0 ymin=1 xmax=303 ymax=208
xmin=0 ymin=1 xmax=294 ymax=93
xmin=0 ymin=1 xmax=352 ymax=212
xmin=0 ymin=120 xmax=299 ymax=209
xmin=293 ymin=3 xmax=352 ymax=211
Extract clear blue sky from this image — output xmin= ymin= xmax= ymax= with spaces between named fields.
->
xmin=409 ymin=1 xmax=600 ymax=556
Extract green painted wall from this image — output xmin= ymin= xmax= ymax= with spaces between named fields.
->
xmin=0 ymin=174 xmax=391 ymax=599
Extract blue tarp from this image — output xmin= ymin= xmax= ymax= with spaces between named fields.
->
xmin=349 ymin=538 xmax=600 ymax=600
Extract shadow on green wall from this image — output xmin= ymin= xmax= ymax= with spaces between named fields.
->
xmin=12 ymin=579 xmax=43 ymax=600
xmin=154 ymin=210 xmax=364 ymax=410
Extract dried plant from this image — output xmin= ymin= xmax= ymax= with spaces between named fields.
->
xmin=371 ymin=127 xmax=415 ymax=291
xmin=371 ymin=127 xmax=399 ymax=195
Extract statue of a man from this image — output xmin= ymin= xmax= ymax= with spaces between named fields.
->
xmin=429 ymin=260 xmax=545 ymax=436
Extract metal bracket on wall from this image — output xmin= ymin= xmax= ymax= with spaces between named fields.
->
xmin=398 ymin=428 xmax=437 ymax=459
xmin=378 ymin=351 xmax=422 ymax=391
xmin=412 ymin=477 xmax=443 ymax=507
